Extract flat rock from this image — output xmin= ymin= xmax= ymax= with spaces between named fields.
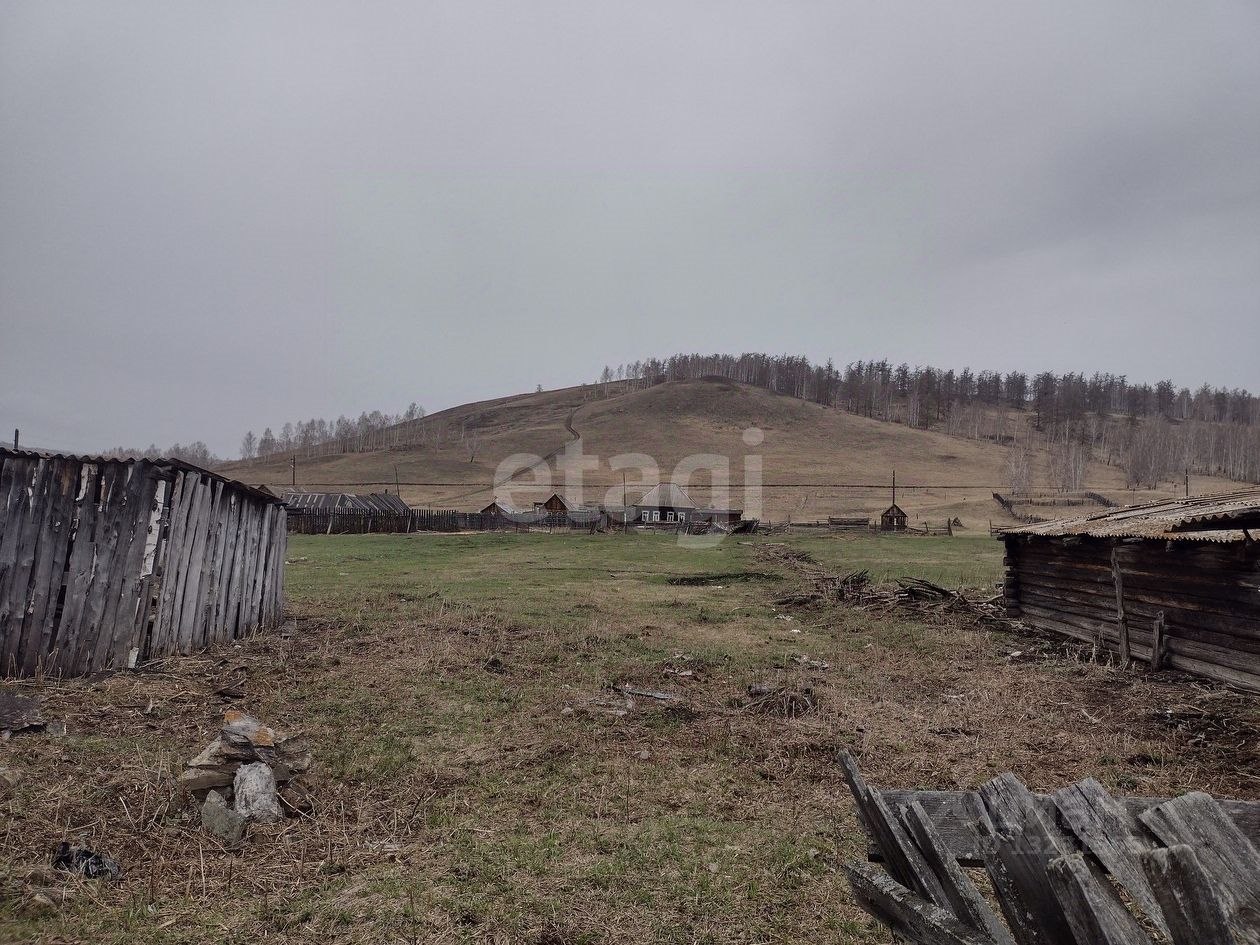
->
xmin=201 ymin=790 xmax=248 ymax=847
xmin=0 ymin=691 xmax=43 ymax=733
xmin=181 ymin=710 xmax=312 ymax=791
xmin=234 ymin=762 xmax=284 ymax=823
xmin=221 ymin=710 xmax=312 ymax=781
xmin=179 ymin=737 xmax=237 ymax=791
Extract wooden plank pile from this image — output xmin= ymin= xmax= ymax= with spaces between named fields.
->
xmin=0 ymin=449 xmax=286 ymax=678
xmin=840 ymin=753 xmax=1260 ymax=944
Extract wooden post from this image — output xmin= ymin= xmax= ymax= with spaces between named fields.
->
xmin=1151 ymin=611 xmax=1166 ymax=670
xmin=1111 ymin=545 xmax=1130 ymax=666
xmin=11 ymin=429 xmax=17 ymax=450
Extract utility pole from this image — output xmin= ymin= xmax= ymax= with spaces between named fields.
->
xmin=622 ymin=472 xmax=628 ymax=535
xmin=892 ymin=469 xmax=896 ymax=506
xmin=290 ymin=455 xmax=296 ymax=488
xmin=1185 ymin=468 xmax=1189 ymax=498
xmin=12 ymin=428 xmax=17 ymax=450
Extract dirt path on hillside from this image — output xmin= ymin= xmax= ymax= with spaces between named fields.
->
xmin=427 ymin=406 xmax=586 ymax=507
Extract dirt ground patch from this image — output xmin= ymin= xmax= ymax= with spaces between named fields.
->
xmin=2 ymin=533 xmax=1258 ymax=943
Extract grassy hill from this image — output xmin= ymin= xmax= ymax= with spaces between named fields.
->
xmin=228 ymin=378 xmax=1242 ymax=527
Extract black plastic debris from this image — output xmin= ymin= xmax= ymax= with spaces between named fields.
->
xmin=52 ymin=842 xmax=121 ymax=881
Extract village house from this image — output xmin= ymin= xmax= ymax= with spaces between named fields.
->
xmin=634 ymin=483 xmax=696 ymax=524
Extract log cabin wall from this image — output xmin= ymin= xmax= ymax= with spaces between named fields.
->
xmin=1004 ymin=533 xmax=1260 ymax=691
xmin=0 ymin=449 xmax=286 ymax=679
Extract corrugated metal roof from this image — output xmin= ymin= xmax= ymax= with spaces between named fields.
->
xmin=637 ymin=483 xmax=696 ymax=509
xmin=0 ymin=447 xmax=283 ymax=505
xmin=481 ymin=499 xmax=520 ymax=515
xmin=358 ymin=493 xmax=411 ymax=514
xmin=281 ymin=491 xmax=410 ymax=514
xmin=1002 ymin=488 xmax=1260 ymax=542
xmin=282 ymin=491 xmax=361 ymax=511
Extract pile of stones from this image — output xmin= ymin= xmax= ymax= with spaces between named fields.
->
xmin=180 ymin=710 xmax=311 ymax=847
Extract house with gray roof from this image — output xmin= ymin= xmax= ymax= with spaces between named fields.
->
xmin=635 ymin=483 xmax=697 ymax=524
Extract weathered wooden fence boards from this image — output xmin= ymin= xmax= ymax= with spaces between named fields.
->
xmin=286 ymin=508 xmax=481 ymax=534
xmin=843 ymin=755 xmax=1260 ymax=944
xmin=0 ymin=449 xmax=286 ymax=678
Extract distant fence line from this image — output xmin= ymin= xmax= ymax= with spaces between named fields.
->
xmin=291 ymin=511 xmax=968 ymax=537
xmin=287 ymin=508 xmax=483 ymax=534
xmin=0 ymin=449 xmax=286 ymax=679
xmin=285 ymin=508 xmax=648 ymax=535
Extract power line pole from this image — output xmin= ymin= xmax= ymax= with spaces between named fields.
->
xmin=12 ymin=429 xmax=17 ymax=450
xmin=622 ymin=472 xmax=627 ymax=536
xmin=290 ymin=455 xmax=297 ymax=488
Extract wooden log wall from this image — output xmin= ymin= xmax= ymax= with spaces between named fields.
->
xmin=1005 ymin=534 xmax=1260 ymax=691
xmin=0 ymin=451 xmax=286 ymax=678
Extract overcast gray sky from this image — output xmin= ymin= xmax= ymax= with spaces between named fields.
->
xmin=2 ymin=1 xmax=1257 ymax=457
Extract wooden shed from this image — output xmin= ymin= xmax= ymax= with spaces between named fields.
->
xmin=537 ymin=493 xmax=571 ymax=514
xmin=1001 ymin=489 xmax=1260 ymax=691
xmin=524 ymin=493 xmax=595 ymax=526
xmin=879 ymin=503 xmax=907 ymax=532
xmin=480 ymin=499 xmax=543 ymax=529
xmin=0 ymin=448 xmax=286 ymax=678
xmin=480 ymin=498 xmax=515 ymax=520
xmin=691 ymin=507 xmax=743 ymax=526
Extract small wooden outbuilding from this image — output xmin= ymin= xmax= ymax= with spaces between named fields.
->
xmin=1001 ymin=489 xmax=1260 ymax=690
xmin=480 ymin=498 xmax=545 ymax=529
xmin=879 ymin=503 xmax=907 ymax=532
xmin=532 ymin=493 xmax=592 ymax=527
xmin=691 ymin=507 xmax=743 ymax=526
xmin=480 ymin=498 xmax=514 ymax=517
xmin=535 ymin=493 xmax=571 ymax=515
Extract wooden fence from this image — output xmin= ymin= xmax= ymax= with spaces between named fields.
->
xmin=287 ymin=508 xmax=482 ymax=534
xmin=0 ymin=449 xmax=286 ymax=678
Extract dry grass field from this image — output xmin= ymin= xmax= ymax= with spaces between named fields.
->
xmin=4 ymin=531 xmax=1259 ymax=944
xmin=229 ymin=379 xmax=1242 ymax=527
